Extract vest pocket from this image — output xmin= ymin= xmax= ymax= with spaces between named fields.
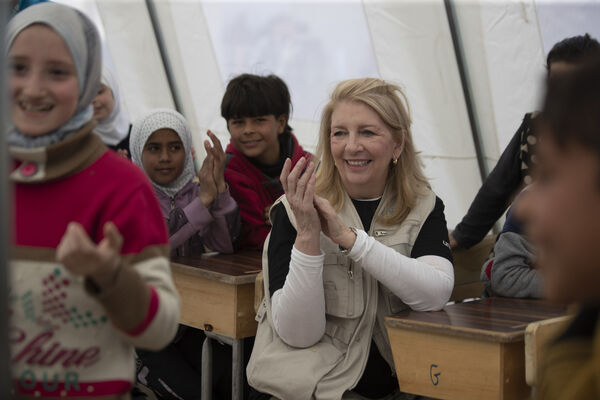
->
xmin=248 ymin=313 xmax=344 ymax=400
xmin=322 ymin=254 xmax=364 ymax=319
xmin=324 ymin=317 xmax=356 ymax=345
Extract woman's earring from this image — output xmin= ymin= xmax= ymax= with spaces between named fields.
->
xmin=392 ymin=158 xmax=398 ymax=166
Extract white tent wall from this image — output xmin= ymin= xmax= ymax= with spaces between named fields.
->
xmin=453 ymin=1 xmax=547 ymax=174
xmin=536 ymin=0 xmax=600 ymax=55
xmin=475 ymin=1 xmax=546 ymax=153
xmin=452 ymin=1 xmax=500 ymax=173
xmin=95 ymin=0 xmax=176 ymax=121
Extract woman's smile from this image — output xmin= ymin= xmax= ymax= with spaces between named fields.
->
xmin=344 ymin=159 xmax=371 ymax=169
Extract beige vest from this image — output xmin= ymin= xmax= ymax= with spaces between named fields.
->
xmin=247 ymin=187 xmax=436 ymax=400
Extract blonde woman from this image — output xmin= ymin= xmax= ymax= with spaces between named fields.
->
xmin=247 ymin=78 xmax=454 ymax=400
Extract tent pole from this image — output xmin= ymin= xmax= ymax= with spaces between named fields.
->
xmin=1 ymin=0 xmax=14 ymax=397
xmin=444 ymin=0 xmax=488 ymax=182
xmin=145 ymin=0 xmax=184 ymax=114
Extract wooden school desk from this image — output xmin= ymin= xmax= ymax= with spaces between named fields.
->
xmin=171 ymin=252 xmax=262 ymax=400
xmin=385 ymin=298 xmax=566 ymax=400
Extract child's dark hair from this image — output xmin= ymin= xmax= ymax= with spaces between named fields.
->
xmin=547 ymin=34 xmax=600 ymax=69
xmin=542 ymin=57 xmax=600 ymax=160
xmin=221 ymin=74 xmax=293 ymax=134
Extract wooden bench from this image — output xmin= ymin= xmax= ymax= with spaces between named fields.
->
xmin=450 ymin=235 xmax=495 ymax=301
xmin=171 ymin=252 xmax=262 ymax=400
xmin=385 ymin=297 xmax=566 ymax=400
xmin=524 ymin=315 xmax=571 ymax=386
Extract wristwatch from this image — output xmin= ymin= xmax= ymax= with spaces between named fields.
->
xmin=339 ymin=227 xmax=358 ymax=254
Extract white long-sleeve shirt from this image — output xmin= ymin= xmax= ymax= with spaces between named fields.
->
xmin=272 ymin=228 xmax=454 ymax=348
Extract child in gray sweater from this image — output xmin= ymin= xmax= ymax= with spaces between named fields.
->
xmin=481 ymin=205 xmax=543 ymax=298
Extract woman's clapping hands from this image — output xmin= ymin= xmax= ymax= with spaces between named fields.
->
xmin=281 ymin=157 xmax=356 ymax=253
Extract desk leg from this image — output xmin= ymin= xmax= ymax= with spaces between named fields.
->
xmin=204 ymin=333 xmax=244 ymax=400
xmin=232 ymin=338 xmax=244 ymax=400
xmin=201 ymin=336 xmax=213 ymax=400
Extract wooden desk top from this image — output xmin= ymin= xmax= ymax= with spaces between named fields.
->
xmin=171 ymin=251 xmax=262 ymax=285
xmin=385 ymin=297 xmax=566 ymax=343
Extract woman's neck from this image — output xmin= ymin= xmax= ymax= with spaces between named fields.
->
xmin=345 ymin=183 xmax=385 ymax=201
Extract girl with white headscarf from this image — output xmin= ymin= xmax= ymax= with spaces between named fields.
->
xmin=92 ymin=65 xmax=132 ymax=154
xmin=130 ymin=109 xmax=240 ymax=399
xmin=130 ymin=108 xmax=240 ymax=257
xmin=7 ymin=3 xmax=180 ymax=397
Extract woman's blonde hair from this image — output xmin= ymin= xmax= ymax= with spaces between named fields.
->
xmin=315 ymin=78 xmax=429 ymax=226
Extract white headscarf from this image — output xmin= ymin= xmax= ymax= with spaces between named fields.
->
xmin=94 ymin=65 xmax=130 ymax=146
xmin=6 ymin=2 xmax=101 ymax=148
xmin=130 ymin=109 xmax=196 ymax=198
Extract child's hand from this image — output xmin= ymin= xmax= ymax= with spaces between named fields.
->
xmin=448 ymin=232 xmax=459 ymax=249
xmin=56 ymin=222 xmax=123 ymax=289
xmin=198 ymin=149 xmax=218 ymax=207
xmin=116 ymin=149 xmax=129 ymax=159
xmin=205 ymin=130 xmax=227 ymax=193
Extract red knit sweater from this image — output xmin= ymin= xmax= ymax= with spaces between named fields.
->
xmin=224 ymin=133 xmax=309 ymax=250
xmin=10 ymin=123 xmax=180 ymax=398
